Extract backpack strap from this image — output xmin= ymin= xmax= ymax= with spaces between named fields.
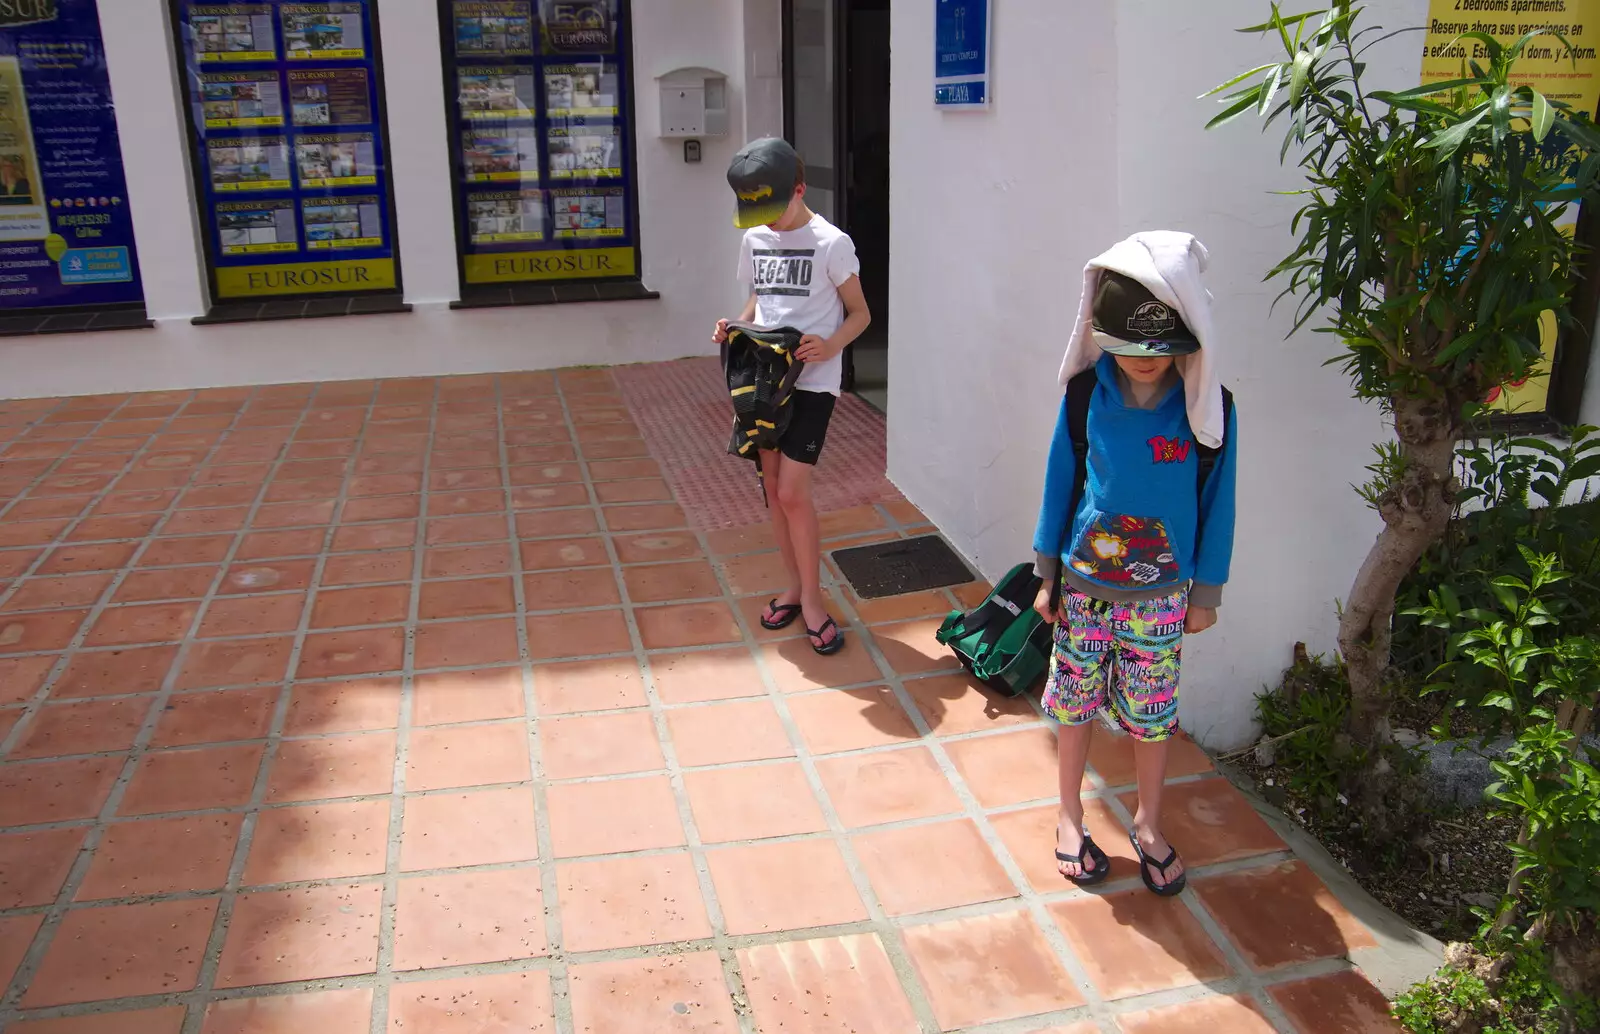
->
xmin=1050 ymin=369 xmax=1099 ymax=609
xmin=1191 ymin=384 xmax=1233 ymax=566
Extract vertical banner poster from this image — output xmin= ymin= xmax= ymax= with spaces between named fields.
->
xmin=441 ymin=0 xmax=638 ymax=288
xmin=173 ymin=0 xmax=400 ymax=300
xmin=1421 ymin=0 xmax=1600 ymax=417
xmin=0 ymin=0 xmax=144 ymax=311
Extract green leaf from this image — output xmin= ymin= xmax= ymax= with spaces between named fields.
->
xmin=1259 ymin=63 xmax=1285 ymax=114
xmin=1434 ymin=327 xmax=1487 ymax=365
xmin=1490 ymin=85 xmax=1512 ymax=143
xmin=1237 ymin=8 xmax=1325 ymax=36
xmin=1200 ymin=62 xmax=1282 ymax=99
xmin=1207 ymin=86 xmax=1268 ymax=130
xmin=1372 ymin=78 xmax=1486 ymax=102
xmin=1288 ymin=50 xmax=1313 ymax=107
xmin=1424 ymin=108 xmax=1489 ymax=158
xmin=1531 ymin=88 xmax=1554 ymax=142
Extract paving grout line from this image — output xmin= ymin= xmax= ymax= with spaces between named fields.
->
xmin=687 ymin=498 xmax=946 ymax=1033
xmin=0 ymin=381 xmax=1372 ymax=1031
xmin=0 ymin=392 xmax=186 ymax=536
xmin=0 ymin=514 xmax=879 ymax=608
xmin=812 ymin=528 xmax=1123 ymax=1027
xmin=0 ymin=393 xmax=217 ymax=643
xmin=0 ymin=930 xmax=1357 ymax=1029
xmin=1093 ymin=757 xmax=1304 ymax=1031
xmin=499 ymin=375 xmax=577 ymax=1034
xmin=0 ymin=385 xmax=288 ymax=1026
xmin=172 ymin=381 xmax=385 ymax=1034
xmin=366 ymin=378 xmax=437 ymax=1034
xmin=0 ymin=397 xmax=84 ymax=509
xmin=0 ymin=726 xmax=1221 ymax=835
xmin=0 ymin=494 xmax=716 ymax=556
xmin=555 ymin=372 xmax=764 ymax=1034
xmin=0 ymin=405 xmax=291 ymax=688
xmin=0 ymin=796 xmax=1290 ymax=917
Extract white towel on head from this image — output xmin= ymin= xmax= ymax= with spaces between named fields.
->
xmin=1056 ymin=231 xmax=1225 ymax=449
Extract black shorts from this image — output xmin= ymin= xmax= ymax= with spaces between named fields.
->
xmin=778 ymin=390 xmax=837 ymax=465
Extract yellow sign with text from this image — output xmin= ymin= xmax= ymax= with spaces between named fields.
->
xmin=464 ymin=246 xmax=635 ymax=284
xmin=1422 ymin=0 xmax=1600 ymax=416
xmin=216 ymin=257 xmax=396 ymax=298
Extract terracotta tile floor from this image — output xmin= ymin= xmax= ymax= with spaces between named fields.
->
xmin=0 ymin=368 xmax=1399 ymax=1032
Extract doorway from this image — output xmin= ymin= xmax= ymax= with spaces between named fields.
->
xmin=784 ymin=0 xmax=891 ymax=413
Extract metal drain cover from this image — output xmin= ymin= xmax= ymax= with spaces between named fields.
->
xmin=831 ymin=535 xmax=974 ymax=599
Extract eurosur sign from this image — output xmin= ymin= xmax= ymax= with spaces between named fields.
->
xmin=0 ymin=1 xmax=58 ymax=31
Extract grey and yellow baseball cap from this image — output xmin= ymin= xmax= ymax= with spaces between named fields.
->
xmin=1090 ymin=271 xmax=1200 ymax=357
xmin=728 ymin=137 xmax=798 ymax=229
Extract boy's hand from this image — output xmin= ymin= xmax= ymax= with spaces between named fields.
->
xmin=795 ymin=334 xmax=831 ymax=362
xmin=712 ymin=318 xmax=731 ymax=345
xmin=1185 ymin=606 xmax=1218 ymax=634
xmin=1034 ymin=586 xmax=1061 ymax=625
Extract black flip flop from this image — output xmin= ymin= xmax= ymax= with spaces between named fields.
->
xmin=1055 ymin=827 xmax=1110 ymax=887
xmin=807 ymin=616 xmax=844 ymax=655
xmin=1130 ymin=831 xmax=1187 ymax=897
xmin=761 ymin=600 xmax=802 ymax=631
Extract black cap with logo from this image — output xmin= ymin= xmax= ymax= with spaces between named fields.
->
xmin=728 ymin=137 xmax=799 ymax=229
xmin=1090 ymin=271 xmax=1200 ymax=357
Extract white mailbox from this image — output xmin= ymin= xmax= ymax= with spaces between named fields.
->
xmin=657 ymin=67 xmax=728 ymax=138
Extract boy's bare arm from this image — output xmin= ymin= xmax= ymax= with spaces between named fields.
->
xmin=713 ymin=293 xmax=759 ymax=344
xmin=799 ymin=274 xmax=870 ymax=362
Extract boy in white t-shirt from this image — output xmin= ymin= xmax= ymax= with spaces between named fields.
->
xmin=712 ymin=137 xmax=871 ymax=655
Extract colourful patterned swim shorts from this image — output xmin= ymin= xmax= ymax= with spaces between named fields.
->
xmin=1041 ymin=587 xmax=1188 ymax=742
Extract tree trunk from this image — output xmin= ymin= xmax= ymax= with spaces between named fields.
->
xmin=1338 ymin=395 xmax=1459 ymax=746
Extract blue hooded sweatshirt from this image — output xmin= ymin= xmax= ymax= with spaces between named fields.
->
xmin=1031 ymin=353 xmax=1237 ymax=606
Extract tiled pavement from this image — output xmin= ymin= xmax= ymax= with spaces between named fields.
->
xmin=0 ymin=368 xmax=1404 ymax=1033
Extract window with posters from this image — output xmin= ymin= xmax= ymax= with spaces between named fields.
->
xmin=1421 ymin=1 xmax=1599 ymax=427
xmin=0 ymin=0 xmax=150 ymax=334
xmin=438 ymin=0 xmax=651 ymax=305
xmin=170 ymin=0 xmax=409 ymax=320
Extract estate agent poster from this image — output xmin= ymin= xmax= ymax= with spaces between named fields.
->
xmin=1421 ymin=0 xmax=1600 ymax=417
xmin=176 ymin=0 xmax=398 ymax=299
xmin=0 ymin=0 xmax=143 ymax=311
xmin=441 ymin=0 xmax=637 ymax=287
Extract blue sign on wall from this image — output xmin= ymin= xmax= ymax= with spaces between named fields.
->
xmin=0 ymin=0 xmax=145 ymax=310
xmin=934 ymin=0 xmax=989 ymax=108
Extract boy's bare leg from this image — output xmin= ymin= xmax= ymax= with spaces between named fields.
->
xmin=1132 ymin=739 xmax=1183 ymax=886
xmin=772 ymin=451 xmax=834 ymax=646
xmin=760 ymin=449 xmax=804 ymax=621
xmin=1055 ymin=722 xmax=1095 ymax=877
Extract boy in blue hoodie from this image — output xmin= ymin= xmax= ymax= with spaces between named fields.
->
xmin=1031 ymin=250 xmax=1237 ymax=897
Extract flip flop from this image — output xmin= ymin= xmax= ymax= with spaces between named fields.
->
xmin=1055 ymin=827 xmax=1110 ymax=886
xmin=1130 ymin=831 xmax=1187 ymax=897
xmin=807 ymin=616 xmax=844 ymax=655
xmin=760 ymin=600 xmax=802 ymax=630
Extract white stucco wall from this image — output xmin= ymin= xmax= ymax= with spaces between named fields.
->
xmin=888 ymin=0 xmax=1437 ymax=749
xmin=0 ymin=0 xmax=774 ymax=399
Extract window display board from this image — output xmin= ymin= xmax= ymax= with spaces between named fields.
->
xmin=438 ymin=0 xmax=641 ymax=293
xmin=171 ymin=1 xmax=403 ymax=303
xmin=0 ymin=0 xmax=146 ymax=317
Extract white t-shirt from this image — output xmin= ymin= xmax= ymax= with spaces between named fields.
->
xmin=737 ymin=213 xmax=860 ymax=395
